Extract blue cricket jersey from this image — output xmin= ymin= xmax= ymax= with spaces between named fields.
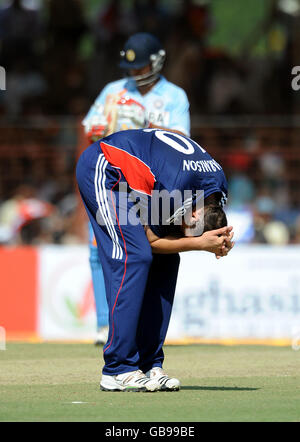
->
xmin=99 ymin=129 xmax=228 ymax=237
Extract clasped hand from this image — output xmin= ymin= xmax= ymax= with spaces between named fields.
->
xmin=199 ymin=226 xmax=235 ymax=259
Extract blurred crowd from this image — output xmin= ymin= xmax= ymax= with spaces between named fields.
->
xmin=0 ymin=0 xmax=299 ymax=117
xmin=0 ymin=0 xmax=300 ymax=246
xmin=222 ymin=130 xmax=300 ymax=245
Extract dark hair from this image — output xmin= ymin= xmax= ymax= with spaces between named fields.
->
xmin=203 ymin=204 xmax=227 ymax=233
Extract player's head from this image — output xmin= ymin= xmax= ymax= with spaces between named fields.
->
xmin=182 ymin=193 xmax=227 ymax=236
xmin=202 ymin=204 xmax=227 ymax=233
xmin=119 ymin=32 xmax=166 ymax=87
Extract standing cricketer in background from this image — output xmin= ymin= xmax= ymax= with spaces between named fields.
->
xmin=76 ymin=128 xmax=234 ymax=392
xmin=82 ymin=32 xmax=190 ymax=345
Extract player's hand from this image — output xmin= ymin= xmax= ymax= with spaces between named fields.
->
xmin=86 ymin=114 xmax=108 ymax=142
xmin=197 ymin=226 xmax=234 ymax=256
xmin=117 ymin=97 xmax=148 ymax=128
xmin=215 ymin=229 xmax=235 ymax=259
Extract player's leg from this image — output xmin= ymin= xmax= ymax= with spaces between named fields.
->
xmin=97 ymin=169 xmax=153 ymax=375
xmin=76 ymin=148 xmax=160 ymax=391
xmin=87 ymin=205 xmax=157 ymax=389
xmin=137 ymin=252 xmax=180 ymax=371
xmin=137 ymin=253 xmax=181 ymax=390
xmin=89 ymin=241 xmax=109 ymax=345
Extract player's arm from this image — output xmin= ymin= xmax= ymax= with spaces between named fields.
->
xmin=82 ymin=85 xmax=117 ymax=142
xmin=83 ymin=101 xmax=109 ymax=142
xmin=145 ymin=225 xmax=234 ymax=256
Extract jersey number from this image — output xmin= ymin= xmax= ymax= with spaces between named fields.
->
xmin=144 ymin=129 xmax=206 ymax=155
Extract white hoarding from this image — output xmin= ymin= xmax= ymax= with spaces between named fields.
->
xmin=168 ymin=246 xmax=300 ymax=341
xmin=38 ymin=245 xmax=300 ymax=342
xmin=38 ymin=246 xmax=96 ymax=339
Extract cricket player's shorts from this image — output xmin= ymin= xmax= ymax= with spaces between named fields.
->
xmin=76 ymin=143 xmax=180 ymax=375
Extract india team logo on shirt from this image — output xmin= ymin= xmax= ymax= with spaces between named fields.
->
xmin=153 ymin=99 xmax=163 ymax=109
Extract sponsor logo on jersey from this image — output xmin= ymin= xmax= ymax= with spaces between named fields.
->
xmin=148 ymin=110 xmax=170 ymax=126
xmin=165 ymin=196 xmax=194 ymax=224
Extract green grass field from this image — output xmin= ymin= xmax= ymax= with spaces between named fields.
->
xmin=0 ymin=343 xmax=299 ymax=422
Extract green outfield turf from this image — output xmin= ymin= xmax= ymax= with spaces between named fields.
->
xmin=0 ymin=343 xmax=299 ymax=422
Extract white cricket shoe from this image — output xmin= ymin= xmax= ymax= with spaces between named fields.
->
xmin=146 ymin=367 xmax=180 ymax=391
xmin=100 ymin=369 xmax=160 ymax=392
xmin=94 ymin=326 xmax=109 ymax=346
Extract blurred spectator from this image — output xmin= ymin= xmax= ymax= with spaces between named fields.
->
xmin=226 ymin=138 xmax=255 ymax=209
xmin=3 ymin=58 xmax=46 ymax=116
xmin=0 ymin=181 xmax=80 ymax=245
xmin=251 ymin=192 xmax=290 ymax=244
xmin=46 ymin=0 xmax=87 ymax=55
xmin=258 ymin=148 xmax=289 ymax=209
xmin=93 ymin=0 xmax=136 ymax=45
xmin=228 ymin=173 xmax=256 ymax=209
xmin=206 ymin=54 xmax=245 ymax=114
xmin=87 ymin=0 xmax=138 ymax=98
xmin=164 ymin=0 xmax=211 ymax=113
xmin=263 ymin=220 xmax=290 ymax=245
xmin=132 ymin=0 xmax=171 ymax=40
xmin=176 ymin=0 xmax=212 ymax=43
xmin=0 ymin=184 xmax=54 ymax=244
xmin=43 ymin=0 xmax=88 ymax=114
xmin=0 ymin=0 xmax=42 ymax=68
xmin=259 ymin=150 xmax=285 ymax=181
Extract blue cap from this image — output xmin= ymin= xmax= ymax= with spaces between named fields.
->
xmin=119 ymin=33 xmax=163 ymax=69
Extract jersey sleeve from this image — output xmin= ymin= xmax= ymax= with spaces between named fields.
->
xmin=148 ymin=223 xmax=182 ymax=239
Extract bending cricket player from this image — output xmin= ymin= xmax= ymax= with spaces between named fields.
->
xmin=76 ymin=128 xmax=234 ymax=392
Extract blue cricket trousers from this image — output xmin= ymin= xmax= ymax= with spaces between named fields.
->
xmin=88 ymin=220 xmax=109 ymax=329
xmin=89 ymin=241 xmax=109 ymax=329
xmin=76 ymin=144 xmax=180 ymax=375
